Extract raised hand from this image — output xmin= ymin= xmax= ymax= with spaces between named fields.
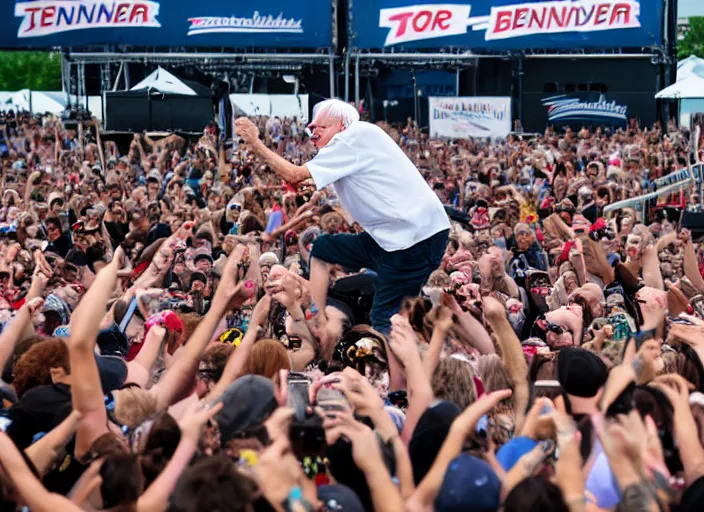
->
xmin=177 ymin=401 xmax=223 ymax=443
xmin=388 ymin=314 xmax=421 ymax=366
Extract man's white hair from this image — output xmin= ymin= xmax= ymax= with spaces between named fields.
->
xmin=312 ymin=99 xmax=360 ymax=128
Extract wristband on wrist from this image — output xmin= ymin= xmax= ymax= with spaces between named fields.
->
xmin=282 ymin=486 xmax=313 ymax=512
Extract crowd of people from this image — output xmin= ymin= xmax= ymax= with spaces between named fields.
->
xmin=0 ymin=99 xmax=703 ymax=512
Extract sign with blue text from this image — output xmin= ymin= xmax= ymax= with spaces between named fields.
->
xmin=0 ymin=0 xmax=332 ymax=48
xmin=351 ymin=0 xmax=662 ymax=50
xmin=429 ymin=96 xmax=512 ymax=139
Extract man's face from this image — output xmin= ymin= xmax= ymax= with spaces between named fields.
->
xmin=515 ymin=228 xmax=535 ymax=251
xmin=260 ymin=264 xmax=271 ymax=282
xmin=196 ymin=259 xmax=212 ymax=274
xmin=308 ymin=113 xmax=344 ymax=150
xmin=47 ymin=223 xmax=61 ymax=242
xmin=147 ymin=181 xmax=160 ymax=197
xmin=626 ymin=234 xmax=643 ymax=259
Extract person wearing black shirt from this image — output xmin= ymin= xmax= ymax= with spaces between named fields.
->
xmin=104 ymin=200 xmax=129 ymax=248
xmin=44 ymin=216 xmax=72 ymax=258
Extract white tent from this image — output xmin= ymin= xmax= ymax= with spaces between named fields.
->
xmin=5 ymin=89 xmax=65 ymax=113
xmin=655 ymin=76 xmax=704 ymax=99
xmin=677 ymin=55 xmax=704 ymax=81
xmin=131 ymin=67 xmax=197 ymax=96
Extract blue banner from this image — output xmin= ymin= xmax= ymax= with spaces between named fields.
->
xmin=351 ymin=0 xmax=662 ymax=50
xmin=0 ymin=0 xmax=331 ymax=48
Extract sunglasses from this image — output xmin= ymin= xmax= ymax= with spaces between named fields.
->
xmin=536 ymin=318 xmax=567 ymax=335
xmin=197 ymin=368 xmax=222 ymax=382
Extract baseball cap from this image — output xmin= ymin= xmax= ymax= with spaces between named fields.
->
xmin=435 ymin=454 xmax=501 ymax=512
xmin=214 ymin=375 xmax=278 ymax=445
xmin=409 ymin=401 xmax=461 ymax=485
xmin=194 ymin=253 xmax=214 ymax=265
xmin=557 ymin=347 xmax=608 ymax=398
xmin=317 ymin=484 xmax=365 ymax=512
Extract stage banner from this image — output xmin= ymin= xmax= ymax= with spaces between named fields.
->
xmin=351 ymin=0 xmax=662 ymax=50
xmin=429 ymin=96 xmax=511 ymax=139
xmin=0 ymin=0 xmax=332 ymax=48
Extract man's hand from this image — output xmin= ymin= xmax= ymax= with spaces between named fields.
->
xmin=235 ymin=118 xmax=260 ymax=146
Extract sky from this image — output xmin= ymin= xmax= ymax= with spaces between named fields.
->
xmin=680 ymin=0 xmax=704 ymax=18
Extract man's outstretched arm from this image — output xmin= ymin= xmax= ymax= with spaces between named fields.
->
xmin=250 ymin=139 xmax=311 ymax=185
xmin=235 ymin=118 xmax=311 ymax=185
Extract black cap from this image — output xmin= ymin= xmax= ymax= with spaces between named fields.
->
xmin=193 ymin=253 xmax=214 ymax=265
xmin=409 ymin=401 xmax=461 ymax=484
xmin=557 ymin=347 xmax=608 ymax=398
xmin=190 ymin=271 xmax=207 ymax=286
xmin=214 ymin=375 xmax=278 ymax=445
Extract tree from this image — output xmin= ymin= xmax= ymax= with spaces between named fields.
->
xmin=0 ymin=51 xmax=62 ymax=91
xmin=679 ymin=17 xmax=704 ymax=60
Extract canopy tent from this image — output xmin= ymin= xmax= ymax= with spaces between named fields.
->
xmin=655 ymin=76 xmax=704 ymax=99
xmin=678 ymin=56 xmax=704 ymax=81
xmin=5 ymin=89 xmax=65 ymax=113
xmin=131 ymin=67 xmax=209 ymax=96
xmin=0 ymin=90 xmax=103 ymax=119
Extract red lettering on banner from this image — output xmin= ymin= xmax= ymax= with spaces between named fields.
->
xmin=431 ymin=10 xmax=452 ymax=31
xmin=611 ymin=4 xmax=631 ymax=25
xmin=412 ymin=10 xmax=432 ymax=32
xmin=512 ymin=8 xmax=528 ymax=30
xmin=595 ymin=4 xmax=609 ymax=25
xmin=40 ymin=6 xmax=56 ymax=27
xmin=23 ymin=7 xmax=40 ymax=30
xmin=115 ymin=4 xmax=129 ymax=23
xmin=131 ymin=4 xmax=149 ymax=24
xmin=494 ymin=11 xmax=512 ymax=33
xmin=16 ymin=1 xmax=162 ymax=38
xmin=548 ymin=6 xmax=567 ymax=27
xmin=530 ymin=8 xmax=546 ymax=29
xmin=389 ymin=12 xmax=413 ymax=37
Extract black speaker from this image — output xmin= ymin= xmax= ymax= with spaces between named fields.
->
xmin=105 ymin=91 xmax=213 ymax=132
xmin=681 ymin=210 xmax=704 ymax=235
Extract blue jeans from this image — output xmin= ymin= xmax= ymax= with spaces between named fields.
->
xmin=310 ymin=230 xmax=449 ymax=334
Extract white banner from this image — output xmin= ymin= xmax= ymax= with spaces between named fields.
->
xmin=429 ymin=96 xmax=511 ymax=139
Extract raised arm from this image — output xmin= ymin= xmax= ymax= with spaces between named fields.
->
xmin=408 ymin=390 xmax=512 ymax=511
xmin=24 ymin=171 xmax=41 ymax=208
xmin=204 ymin=295 xmax=272 ymax=402
xmin=641 ymin=244 xmax=664 ymax=291
xmin=136 ymin=402 xmax=222 ymax=512
xmin=68 ymin=249 xmax=124 ymax=457
xmin=235 ymin=118 xmax=311 ymax=186
xmin=265 ymin=210 xmax=314 ymax=242
xmin=389 ymin=316 xmax=434 ymax=445
xmin=0 ymin=298 xmax=43 ymax=376
xmin=150 ymin=246 xmax=249 ymax=410
xmin=0 ymin=432 xmax=83 ymax=512
xmin=424 ymin=307 xmax=453 ymax=377
xmin=25 ymin=410 xmax=81 ymax=477
xmin=443 ymin=294 xmax=495 ymax=355
xmin=482 ymin=297 xmax=530 ymax=433
xmin=126 ymin=326 xmax=167 ymax=387
xmin=682 ymin=232 xmax=704 ymax=293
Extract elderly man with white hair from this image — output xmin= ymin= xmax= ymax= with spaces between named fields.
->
xmin=235 ymin=99 xmax=449 ymax=335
